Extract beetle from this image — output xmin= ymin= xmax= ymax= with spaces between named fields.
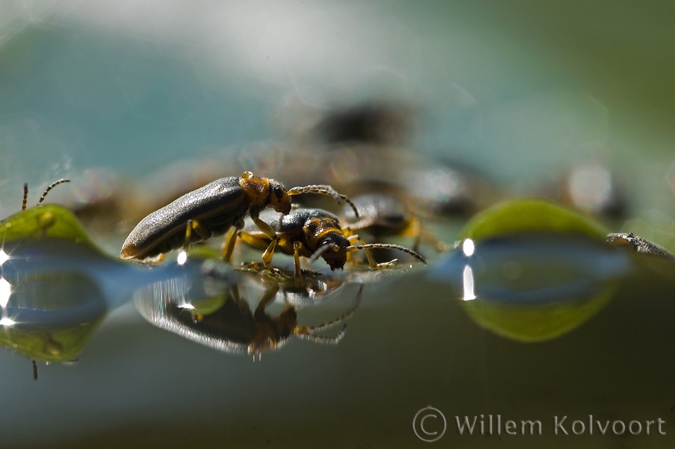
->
xmin=120 ymin=171 xmax=358 ymax=262
xmin=341 ymin=193 xmax=448 ymax=254
xmin=606 ymin=232 xmax=675 ymax=261
xmin=16 ymin=178 xmax=70 ymax=380
xmin=21 ymin=178 xmax=71 ymax=212
xmin=237 ymin=207 xmax=427 ymax=279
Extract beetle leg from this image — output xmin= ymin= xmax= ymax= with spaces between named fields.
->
xmin=183 ymin=219 xmax=211 ymax=252
xmin=293 ymin=241 xmax=305 ymax=281
xmin=347 ymin=235 xmax=398 ymax=268
xmin=251 ymin=215 xmax=277 ymax=239
xmin=260 ymin=239 xmax=278 ymax=269
xmin=422 ymin=228 xmax=451 ymax=252
xmin=183 ymin=220 xmax=193 ymax=252
xmin=237 ymin=231 xmax=270 ymax=250
xmin=143 ymin=253 xmax=166 ymax=265
xmin=401 ymin=217 xmax=422 ymax=252
xmin=231 ymin=283 xmax=243 ymax=303
xmin=347 ymin=235 xmax=378 ymax=268
xmin=222 ymin=222 xmax=244 ymax=262
xmin=192 ymin=220 xmax=212 ymax=240
xmin=401 ymin=217 xmax=448 ymax=252
xmin=250 ymin=213 xmax=280 ymax=269
xmin=341 ymin=228 xmax=359 ymax=263
xmin=256 ymin=282 xmax=280 ymax=313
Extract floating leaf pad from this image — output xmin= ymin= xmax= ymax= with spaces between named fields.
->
xmin=1 ymin=205 xmax=95 ymax=245
xmin=459 ymin=198 xmax=609 ymax=241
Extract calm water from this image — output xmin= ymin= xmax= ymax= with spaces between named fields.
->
xmin=0 ymin=232 xmax=673 ymax=448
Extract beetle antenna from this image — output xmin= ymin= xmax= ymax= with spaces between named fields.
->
xmin=37 ymin=178 xmax=70 ymax=205
xmin=309 ymin=243 xmax=340 ymax=264
xmin=348 ymin=243 xmax=427 ymax=265
xmin=294 ymin=285 xmax=363 ymax=344
xmin=22 ymin=183 xmax=28 ymax=211
xmin=295 ymin=326 xmax=347 ymax=344
xmin=287 ymin=185 xmax=360 ymax=218
xmin=306 ymin=285 xmax=362 ymax=332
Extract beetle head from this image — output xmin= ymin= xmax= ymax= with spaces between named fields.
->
xmin=248 ymin=307 xmax=296 ymax=356
xmin=316 ymin=233 xmax=350 ymax=270
xmin=267 ymin=179 xmax=292 ymax=214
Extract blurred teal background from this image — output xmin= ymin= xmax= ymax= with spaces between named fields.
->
xmin=2 ymin=0 xmax=675 ymax=222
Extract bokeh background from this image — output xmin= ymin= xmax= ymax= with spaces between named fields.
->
xmin=2 ymin=0 xmax=675 ymax=228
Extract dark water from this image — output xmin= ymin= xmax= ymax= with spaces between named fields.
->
xmin=1 ymin=233 xmax=674 ymax=449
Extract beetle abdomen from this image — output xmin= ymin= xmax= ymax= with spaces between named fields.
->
xmin=121 ymin=177 xmax=247 ymax=259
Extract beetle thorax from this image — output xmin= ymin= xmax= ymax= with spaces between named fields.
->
xmin=303 ymin=218 xmax=345 ymax=249
xmin=239 ymin=173 xmax=271 ymax=209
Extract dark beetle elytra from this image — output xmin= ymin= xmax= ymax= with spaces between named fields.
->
xmin=120 ymin=172 xmax=358 ymax=261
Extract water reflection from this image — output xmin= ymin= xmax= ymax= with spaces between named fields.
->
xmin=430 ymin=234 xmax=632 ymax=341
xmin=0 ymin=237 xmax=184 ymax=369
xmin=462 ymin=265 xmax=476 ymax=301
xmin=0 ymin=277 xmax=11 ymax=308
xmin=0 ymin=271 xmax=106 ymax=363
xmin=134 ymin=262 xmax=361 ymax=358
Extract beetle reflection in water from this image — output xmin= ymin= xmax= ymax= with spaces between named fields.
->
xmin=134 ymin=264 xmax=362 ymax=359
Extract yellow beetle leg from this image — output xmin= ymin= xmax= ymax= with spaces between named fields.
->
xmin=401 ymin=217 xmax=448 ymax=252
xmin=400 ymin=217 xmax=422 ymax=251
xmin=293 ymin=241 xmax=306 ymax=281
xmin=237 ymin=231 xmax=271 ymax=250
xmin=184 ymin=219 xmax=211 ymax=252
xmin=251 ymin=215 xmax=277 ymax=239
xmin=260 ymin=238 xmax=278 ymax=268
xmin=183 ymin=220 xmax=193 ymax=252
xmin=222 ymin=222 xmax=244 ymax=262
xmin=347 ymin=235 xmax=377 ymax=268
xmin=249 ymin=213 xmax=280 ymax=269
xmin=256 ymin=281 xmax=280 ymax=313
xmin=347 ymin=235 xmax=397 ymax=269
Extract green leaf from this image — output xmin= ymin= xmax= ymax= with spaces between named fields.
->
xmin=462 ymin=288 xmax=614 ymax=342
xmin=460 ymin=199 xmax=609 ymax=241
xmin=1 ymin=205 xmax=94 ymax=245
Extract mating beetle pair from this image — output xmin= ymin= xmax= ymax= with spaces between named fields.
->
xmin=120 ymin=171 xmax=358 ymax=262
xmin=120 ymin=172 xmax=428 ymax=275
